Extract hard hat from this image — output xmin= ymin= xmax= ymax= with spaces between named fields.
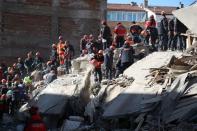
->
xmin=98 ymin=50 xmax=103 ymax=54
xmin=47 ymin=61 xmax=52 ymax=65
xmin=36 ymin=52 xmax=40 ymax=56
xmin=150 ymin=15 xmax=154 ymax=19
xmin=161 ymin=11 xmax=165 ymax=15
xmin=110 ymin=45 xmax=115 ymax=50
xmin=1 ymin=79 xmax=6 ymax=84
xmin=13 ymin=63 xmax=17 ymax=67
xmin=6 ymin=90 xmax=13 ymax=96
xmin=52 ymin=44 xmax=57 ymax=48
xmin=59 ymin=35 xmax=63 ymax=40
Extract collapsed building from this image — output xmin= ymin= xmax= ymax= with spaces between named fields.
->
xmin=0 ymin=0 xmax=107 ymax=63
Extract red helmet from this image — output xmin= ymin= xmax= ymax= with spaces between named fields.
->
xmin=150 ymin=15 xmax=154 ymax=19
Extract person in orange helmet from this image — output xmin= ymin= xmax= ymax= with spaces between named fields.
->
xmin=50 ymin=44 xmax=59 ymax=67
xmin=56 ymin=36 xmax=65 ymax=65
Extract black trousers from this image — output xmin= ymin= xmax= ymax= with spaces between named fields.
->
xmin=115 ymin=36 xmax=125 ymax=48
xmin=94 ymin=68 xmax=102 ymax=82
xmin=159 ymin=34 xmax=168 ymax=51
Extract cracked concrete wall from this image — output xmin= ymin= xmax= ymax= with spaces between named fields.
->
xmin=0 ymin=0 xmax=107 ymax=63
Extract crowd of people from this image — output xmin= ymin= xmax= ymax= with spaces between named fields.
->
xmin=0 ymin=9 xmax=188 ymax=130
xmin=80 ymin=10 xmax=187 ymax=83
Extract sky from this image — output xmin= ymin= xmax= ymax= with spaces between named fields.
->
xmin=107 ymin=0 xmax=195 ymax=7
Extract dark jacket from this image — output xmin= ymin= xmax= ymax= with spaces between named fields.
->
xmin=80 ymin=38 xmax=87 ymax=51
xmin=130 ymin=24 xmax=143 ymax=35
xmin=159 ymin=16 xmax=168 ymax=35
xmin=101 ymin=25 xmax=112 ymax=40
xmin=50 ymin=49 xmax=58 ymax=62
xmin=168 ymin=18 xmax=174 ymax=32
xmin=120 ymin=45 xmax=135 ymax=64
xmin=45 ymin=72 xmax=57 ymax=84
xmin=104 ymin=48 xmax=114 ymax=68
xmin=33 ymin=57 xmax=44 ymax=69
xmin=24 ymin=58 xmax=34 ymax=69
xmin=94 ymin=54 xmax=104 ymax=69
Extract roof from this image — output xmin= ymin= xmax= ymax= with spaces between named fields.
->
xmin=107 ymin=4 xmax=145 ymax=12
xmin=147 ymin=6 xmax=177 ymax=15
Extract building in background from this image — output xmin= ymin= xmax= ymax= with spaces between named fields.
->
xmin=107 ymin=3 xmax=147 ymax=31
xmin=107 ymin=0 xmax=177 ymax=31
xmin=144 ymin=5 xmax=177 ymax=22
xmin=0 ymin=0 xmax=107 ymax=63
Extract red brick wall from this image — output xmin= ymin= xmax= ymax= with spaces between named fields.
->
xmin=60 ymin=0 xmax=100 ymax=10
xmin=3 ymin=12 xmax=51 ymax=37
xmin=24 ymin=0 xmax=52 ymax=6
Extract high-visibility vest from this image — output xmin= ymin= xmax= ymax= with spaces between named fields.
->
xmin=57 ymin=42 xmax=65 ymax=55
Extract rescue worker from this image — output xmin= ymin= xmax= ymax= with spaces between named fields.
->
xmin=86 ymin=37 xmax=95 ymax=54
xmin=80 ymin=35 xmax=88 ymax=53
xmin=16 ymin=57 xmax=25 ymax=77
xmin=0 ymin=93 xmax=7 ymax=119
xmin=80 ymin=49 xmax=88 ymax=57
xmin=159 ymin=11 xmax=168 ymax=51
xmin=24 ymin=106 xmax=47 ymax=131
xmin=23 ymin=76 xmax=33 ymax=94
xmin=104 ymin=46 xmax=114 ymax=80
xmin=24 ymin=52 xmax=34 ymax=75
xmin=33 ymin=52 xmax=44 ymax=70
xmin=120 ymin=42 xmax=135 ymax=72
xmin=100 ymin=20 xmax=112 ymax=50
xmin=174 ymin=8 xmax=188 ymax=51
xmin=6 ymin=89 xmax=14 ymax=115
xmin=0 ymin=79 xmax=8 ymax=96
xmin=114 ymin=22 xmax=127 ymax=48
xmin=91 ymin=50 xmax=104 ymax=83
xmin=57 ymin=36 xmax=65 ymax=65
xmin=50 ymin=44 xmax=59 ymax=67
xmin=44 ymin=70 xmax=57 ymax=84
xmin=168 ymin=17 xmax=176 ymax=50
xmin=130 ymin=21 xmax=143 ymax=44
xmin=0 ymin=66 xmax=3 ymax=82
xmin=145 ymin=15 xmax=158 ymax=52
xmin=64 ymin=41 xmax=75 ymax=74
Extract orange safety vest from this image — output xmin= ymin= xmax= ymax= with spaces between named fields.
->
xmin=57 ymin=42 xmax=65 ymax=55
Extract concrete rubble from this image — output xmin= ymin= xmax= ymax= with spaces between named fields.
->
xmin=18 ymin=49 xmax=197 ymax=130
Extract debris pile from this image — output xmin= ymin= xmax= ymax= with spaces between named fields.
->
xmin=19 ymin=51 xmax=197 ymax=130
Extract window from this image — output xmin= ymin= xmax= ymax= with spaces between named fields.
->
xmin=122 ymin=12 xmax=127 ymax=21
xmin=127 ymin=12 xmax=133 ymax=22
xmin=107 ymin=11 xmax=147 ymax=22
xmin=111 ymin=12 xmax=117 ymax=21
xmin=117 ymin=12 xmax=122 ymax=21
xmin=133 ymin=12 xmax=137 ymax=21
